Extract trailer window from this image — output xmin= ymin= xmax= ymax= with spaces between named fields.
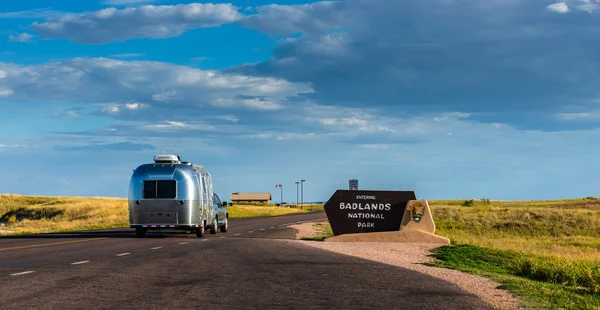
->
xmin=157 ymin=180 xmax=176 ymax=198
xmin=143 ymin=180 xmax=176 ymax=199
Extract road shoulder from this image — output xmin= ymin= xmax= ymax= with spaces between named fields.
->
xmin=289 ymin=222 xmax=522 ymax=310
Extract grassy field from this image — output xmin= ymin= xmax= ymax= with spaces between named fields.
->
xmin=0 ymin=194 xmax=322 ymax=235
xmin=428 ymin=198 xmax=600 ymax=309
xmin=307 ymin=198 xmax=600 ymax=309
xmin=227 ymin=205 xmax=320 ymax=218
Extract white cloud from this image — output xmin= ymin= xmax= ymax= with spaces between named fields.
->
xmin=556 ymin=111 xmax=600 ymax=120
xmin=576 ymin=0 xmax=600 ymax=13
xmin=229 ymin=0 xmax=600 ymax=130
xmin=0 ymin=8 xmax=65 ymax=19
xmin=0 ymin=144 xmax=24 ymax=148
xmin=0 ymin=89 xmax=14 ymax=97
xmin=142 ymin=121 xmax=216 ymax=131
xmin=102 ymin=105 xmax=121 ymax=114
xmin=241 ymin=1 xmax=342 ymax=37
xmin=191 ymin=57 xmax=212 ymax=61
xmin=0 ymin=58 xmax=312 ymax=114
xmin=109 ymin=53 xmax=145 ymax=58
xmin=31 ymin=3 xmax=244 ymax=43
xmin=212 ymin=97 xmax=282 ymax=110
xmin=360 ymin=144 xmax=391 ymax=149
xmin=241 ymin=132 xmax=318 ymax=141
xmin=66 ymin=110 xmax=80 ymax=118
xmin=98 ymin=102 xmax=147 ymax=114
xmin=125 ymin=102 xmax=143 ymax=110
xmin=547 ymin=2 xmax=569 ymax=13
xmin=8 ymin=33 xmax=33 ymax=43
xmin=546 ymin=0 xmax=600 ymax=13
xmin=102 ymin=0 xmax=158 ymax=5
xmin=216 ymin=115 xmax=239 ymax=122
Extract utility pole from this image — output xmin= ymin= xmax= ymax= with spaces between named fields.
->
xmin=295 ymin=181 xmax=299 ymax=208
xmin=301 ymin=179 xmax=305 ymax=210
xmin=276 ymin=184 xmax=282 ymax=207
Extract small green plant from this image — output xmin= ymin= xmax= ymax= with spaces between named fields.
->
xmin=7 ymin=214 xmax=17 ymax=224
xmin=461 ymin=199 xmax=475 ymax=207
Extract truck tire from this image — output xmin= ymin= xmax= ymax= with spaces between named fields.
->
xmin=220 ymin=217 xmax=228 ymax=233
xmin=135 ymin=227 xmax=147 ymax=237
xmin=210 ymin=217 xmax=218 ymax=234
xmin=196 ymin=222 xmax=205 ymax=238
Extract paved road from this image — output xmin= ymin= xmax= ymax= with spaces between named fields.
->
xmin=0 ymin=211 xmax=493 ymax=309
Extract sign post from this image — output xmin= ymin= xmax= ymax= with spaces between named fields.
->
xmin=323 ymin=189 xmax=416 ymax=236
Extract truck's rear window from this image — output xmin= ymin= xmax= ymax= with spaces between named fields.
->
xmin=143 ymin=180 xmax=176 ymax=199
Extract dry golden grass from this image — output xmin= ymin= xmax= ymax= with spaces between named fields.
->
xmin=0 ymin=194 xmax=128 ymax=234
xmin=226 ymin=204 xmax=310 ymax=218
xmin=429 ymin=198 xmax=600 ymax=263
xmin=0 ymin=194 xmax=322 ymax=235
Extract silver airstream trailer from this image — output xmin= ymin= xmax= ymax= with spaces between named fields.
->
xmin=128 ymin=154 xmax=229 ymax=238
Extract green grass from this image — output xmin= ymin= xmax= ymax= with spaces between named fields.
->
xmin=300 ymin=221 xmax=333 ymax=241
xmin=428 ymin=245 xmax=600 ymax=309
xmin=0 ymin=194 xmax=323 ymax=235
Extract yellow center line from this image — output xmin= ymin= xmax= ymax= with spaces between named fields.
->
xmin=0 ymin=238 xmax=108 ymax=252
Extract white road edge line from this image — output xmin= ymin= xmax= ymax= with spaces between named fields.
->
xmin=220 ymin=236 xmax=225 ymax=238
xmin=201 ymin=239 xmax=208 ymax=242
xmin=235 ymin=233 xmax=241 ymax=236
xmin=248 ymin=231 xmax=254 ymax=233
xmin=71 ymin=261 xmax=90 ymax=265
xmin=179 ymin=242 xmax=188 ymax=245
xmin=151 ymin=247 xmax=162 ymax=250
xmin=10 ymin=271 xmax=35 ymax=276
xmin=116 ymin=253 xmax=131 ymax=256
xmin=270 ymin=226 xmax=275 ymax=229
xmin=260 ymin=228 xmax=265 ymax=231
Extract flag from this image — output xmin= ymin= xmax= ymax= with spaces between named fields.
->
xmin=276 ymin=184 xmax=281 ymax=189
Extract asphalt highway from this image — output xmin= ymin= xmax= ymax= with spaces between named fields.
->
xmin=0 ymin=211 xmax=494 ymax=309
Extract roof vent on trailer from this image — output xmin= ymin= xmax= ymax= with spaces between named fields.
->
xmin=153 ymin=154 xmax=181 ymax=164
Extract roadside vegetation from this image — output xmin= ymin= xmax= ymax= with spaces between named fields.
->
xmin=0 ymin=194 xmax=323 ymax=235
xmin=300 ymin=221 xmax=333 ymax=241
xmin=306 ymin=197 xmax=600 ymax=309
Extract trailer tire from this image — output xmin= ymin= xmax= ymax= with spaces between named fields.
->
xmin=210 ymin=217 xmax=218 ymax=234
xmin=135 ymin=228 xmax=147 ymax=237
xmin=196 ymin=222 xmax=205 ymax=238
xmin=220 ymin=217 xmax=228 ymax=233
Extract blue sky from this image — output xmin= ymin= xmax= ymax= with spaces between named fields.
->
xmin=1 ymin=0 xmax=600 ymax=202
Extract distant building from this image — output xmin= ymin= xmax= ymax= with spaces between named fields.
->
xmin=349 ymin=179 xmax=358 ymax=190
xmin=230 ymin=192 xmax=272 ymax=204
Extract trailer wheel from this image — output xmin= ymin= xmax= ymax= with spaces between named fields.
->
xmin=196 ymin=222 xmax=205 ymax=238
xmin=220 ymin=217 xmax=228 ymax=233
xmin=209 ymin=217 xmax=218 ymax=234
xmin=135 ymin=228 xmax=147 ymax=237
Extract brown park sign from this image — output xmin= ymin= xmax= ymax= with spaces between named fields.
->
xmin=323 ymin=190 xmax=417 ymax=236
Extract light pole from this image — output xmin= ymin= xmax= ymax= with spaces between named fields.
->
xmin=276 ymin=184 xmax=282 ymax=207
xmin=295 ymin=181 xmax=299 ymax=208
xmin=300 ymin=179 xmax=305 ymax=210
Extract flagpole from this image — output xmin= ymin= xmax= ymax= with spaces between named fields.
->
xmin=280 ymin=184 xmax=283 ymax=207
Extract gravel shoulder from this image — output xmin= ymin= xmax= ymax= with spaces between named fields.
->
xmin=288 ymin=222 xmax=522 ymax=310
